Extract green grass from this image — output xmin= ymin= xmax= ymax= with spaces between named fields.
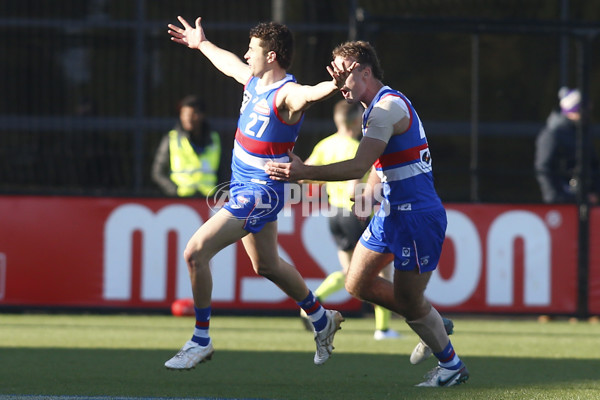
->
xmin=1 ymin=314 xmax=600 ymax=399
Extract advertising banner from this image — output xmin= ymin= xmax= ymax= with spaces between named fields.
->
xmin=0 ymin=196 xmax=580 ymax=313
xmin=588 ymin=207 xmax=600 ymax=315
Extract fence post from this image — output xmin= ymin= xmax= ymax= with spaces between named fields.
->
xmin=470 ymin=34 xmax=480 ymax=202
xmin=133 ymin=0 xmax=146 ymax=193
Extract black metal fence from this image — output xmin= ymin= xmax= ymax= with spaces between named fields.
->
xmin=1 ymin=0 xmax=599 ymax=202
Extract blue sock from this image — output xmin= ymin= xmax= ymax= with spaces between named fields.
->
xmin=297 ymin=291 xmax=327 ymax=331
xmin=434 ymin=340 xmax=463 ymax=370
xmin=191 ymin=306 xmax=211 ymax=346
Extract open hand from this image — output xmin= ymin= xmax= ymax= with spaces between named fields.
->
xmin=168 ymin=16 xmax=206 ymax=50
xmin=327 ymin=60 xmax=357 ymax=89
xmin=266 ymin=151 xmax=306 ymax=182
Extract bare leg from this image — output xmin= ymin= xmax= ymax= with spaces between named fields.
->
xmin=184 ymin=208 xmax=248 ymax=308
xmin=165 ymin=209 xmax=248 ymax=370
xmin=242 ymin=220 xmax=310 ymax=301
xmin=346 ymin=242 xmax=449 ymax=351
xmin=345 ymin=242 xmax=432 ymax=320
xmin=345 ymin=243 xmax=396 ymax=311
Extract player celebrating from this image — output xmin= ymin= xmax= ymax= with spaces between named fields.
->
xmin=301 ymin=100 xmax=400 ymax=340
xmin=164 ymin=16 xmax=352 ymax=369
xmin=266 ymin=40 xmax=469 ymax=387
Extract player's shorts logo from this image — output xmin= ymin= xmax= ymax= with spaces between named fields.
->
xmin=399 ymin=203 xmax=412 ymax=211
xmin=420 ymin=256 xmax=430 ymax=266
xmin=361 ymin=228 xmax=372 ymax=242
xmin=402 ymin=247 xmax=411 ymax=257
xmin=236 ymin=195 xmax=250 ymax=205
xmin=205 ymin=181 xmax=281 ymax=221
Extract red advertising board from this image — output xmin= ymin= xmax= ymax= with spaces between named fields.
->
xmin=0 ymin=196 xmax=581 ymax=313
xmin=588 ymin=207 xmax=600 ymax=314
xmin=431 ymin=204 xmax=578 ymax=313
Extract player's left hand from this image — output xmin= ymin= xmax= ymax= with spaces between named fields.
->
xmin=266 ymin=151 xmax=305 ymax=182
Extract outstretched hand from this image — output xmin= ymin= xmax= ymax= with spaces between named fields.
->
xmin=167 ymin=16 xmax=206 ymax=50
xmin=326 ymin=60 xmax=358 ymax=89
xmin=266 ymin=151 xmax=306 ymax=182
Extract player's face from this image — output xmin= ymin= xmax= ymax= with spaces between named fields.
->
xmin=244 ymin=37 xmax=269 ymax=77
xmin=334 ymin=56 xmax=365 ymax=104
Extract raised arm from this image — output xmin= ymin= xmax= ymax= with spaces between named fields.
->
xmin=278 ymin=61 xmax=358 ymax=115
xmin=168 ymin=16 xmax=251 ymax=84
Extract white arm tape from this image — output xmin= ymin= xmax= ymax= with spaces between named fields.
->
xmin=363 ymin=98 xmax=409 ymax=143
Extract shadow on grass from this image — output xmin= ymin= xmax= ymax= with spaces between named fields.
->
xmin=1 ymin=348 xmax=599 ymax=400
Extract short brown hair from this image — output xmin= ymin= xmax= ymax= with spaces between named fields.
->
xmin=249 ymin=22 xmax=294 ymax=70
xmin=332 ymin=41 xmax=383 ymax=81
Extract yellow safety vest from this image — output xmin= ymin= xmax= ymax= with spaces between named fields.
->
xmin=169 ymin=130 xmax=221 ymax=197
xmin=308 ymin=133 xmax=365 ymax=211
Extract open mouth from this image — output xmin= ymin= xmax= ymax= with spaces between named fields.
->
xmin=340 ymin=88 xmax=350 ymax=98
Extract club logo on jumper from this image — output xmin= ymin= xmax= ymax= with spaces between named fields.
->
xmin=399 ymin=203 xmax=412 ymax=211
xmin=419 ymin=148 xmax=433 ymax=172
xmin=206 ymin=181 xmax=281 ymax=221
xmin=402 ymin=247 xmax=411 ymax=257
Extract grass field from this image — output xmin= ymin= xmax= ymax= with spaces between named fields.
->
xmin=1 ymin=313 xmax=600 ymax=400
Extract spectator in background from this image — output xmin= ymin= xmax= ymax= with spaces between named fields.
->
xmin=152 ymin=95 xmax=223 ymax=197
xmin=301 ymin=99 xmax=401 ymax=340
xmin=535 ymin=87 xmax=600 ymax=204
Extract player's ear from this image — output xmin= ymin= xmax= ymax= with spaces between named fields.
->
xmin=362 ymin=66 xmax=371 ymax=79
xmin=267 ymin=50 xmax=277 ymax=63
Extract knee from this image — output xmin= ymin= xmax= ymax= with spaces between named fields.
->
xmin=183 ymin=241 xmax=209 ymax=271
xmin=345 ymin=276 xmax=365 ymax=300
xmin=253 ymin=260 xmax=275 ymax=279
xmin=394 ymin=292 xmax=427 ymax=319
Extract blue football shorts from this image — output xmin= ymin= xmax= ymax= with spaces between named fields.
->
xmin=359 ymin=207 xmax=447 ymax=273
xmin=223 ymin=181 xmax=285 ymax=233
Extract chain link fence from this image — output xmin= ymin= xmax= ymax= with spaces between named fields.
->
xmin=1 ymin=0 xmax=598 ymax=201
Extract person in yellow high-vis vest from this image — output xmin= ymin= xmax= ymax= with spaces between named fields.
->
xmin=152 ymin=95 xmax=222 ymax=197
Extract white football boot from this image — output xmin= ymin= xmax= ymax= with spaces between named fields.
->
xmin=313 ymin=310 xmax=344 ymax=365
xmin=165 ymin=340 xmax=214 ymax=370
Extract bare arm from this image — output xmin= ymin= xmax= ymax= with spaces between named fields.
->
xmin=359 ymin=166 xmax=381 ymax=204
xmin=168 ymin=16 xmax=251 ymax=84
xmin=266 ymin=136 xmax=387 ymax=182
xmin=277 ymin=61 xmax=357 ymax=118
